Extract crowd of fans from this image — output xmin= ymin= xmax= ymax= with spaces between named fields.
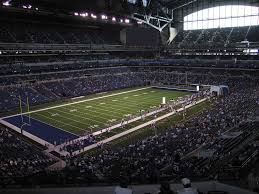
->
xmin=0 ymin=20 xmax=121 ymax=45
xmin=0 ymin=72 xmax=146 ymax=111
xmin=0 ymin=126 xmax=57 ymax=185
xmin=59 ymin=79 xmax=258 ymax=185
xmin=1 ymin=63 xmax=258 ymax=112
xmin=0 ymin=64 xmax=258 ymax=191
xmin=1 ymin=8 xmax=259 ymax=192
xmin=175 ymin=122 xmax=259 ymax=180
xmin=171 ymin=25 xmax=259 ymax=49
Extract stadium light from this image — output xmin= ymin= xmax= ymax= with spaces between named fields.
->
xmin=79 ymin=12 xmax=88 ymax=17
xmin=35 ymin=7 xmax=38 ymax=10
xmin=137 ymin=21 xmax=143 ymax=24
xmin=22 ymin=5 xmax=32 ymax=9
xmin=74 ymin=12 xmax=79 ymax=16
xmin=112 ymin=17 xmax=116 ymax=22
xmin=91 ymin=13 xmax=97 ymax=19
xmin=120 ymin=19 xmax=123 ymax=23
xmin=2 ymin=0 xmax=11 ymax=6
xmin=125 ymin=19 xmax=130 ymax=23
xmin=101 ymin=15 xmax=108 ymax=20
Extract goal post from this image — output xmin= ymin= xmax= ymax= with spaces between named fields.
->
xmin=19 ymin=96 xmax=31 ymax=134
xmin=162 ymin=97 xmax=166 ymax=105
xmin=19 ymin=96 xmax=24 ymax=123
xmin=26 ymin=97 xmax=31 ymax=125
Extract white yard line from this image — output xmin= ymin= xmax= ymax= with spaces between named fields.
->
xmin=46 ymin=90 xmax=190 ymax=134
xmin=60 ymin=105 xmax=123 ymax=120
xmin=52 ymin=98 xmax=207 ymax=156
xmin=62 ymin=92 xmax=171 ymax=119
xmin=6 ymin=89 xmax=176 ymax=136
xmin=46 ymin=108 xmax=105 ymax=125
xmin=92 ymin=108 xmax=165 ymax=136
xmin=48 ymin=92 xmax=175 ymax=131
xmin=53 ymin=92 xmax=178 ymax=129
xmin=54 ymin=107 xmax=167 ymax=151
xmin=70 ymin=98 xmax=207 ymax=156
xmin=0 ymin=87 xmax=195 ymax=155
xmin=2 ymin=87 xmax=151 ymax=119
xmin=33 ymin=112 xmax=88 ymax=132
xmin=1 ymin=87 xmax=184 ymax=144
xmin=25 ymin=114 xmax=80 ymax=137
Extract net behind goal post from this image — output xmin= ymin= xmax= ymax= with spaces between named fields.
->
xmin=19 ymin=96 xmax=31 ymax=132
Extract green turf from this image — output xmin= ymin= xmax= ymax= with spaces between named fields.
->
xmin=28 ymin=87 xmax=190 ymax=136
xmin=85 ymin=100 xmax=210 ymax=156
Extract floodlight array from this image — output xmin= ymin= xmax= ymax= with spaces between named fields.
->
xmin=74 ymin=12 xmax=131 ymax=24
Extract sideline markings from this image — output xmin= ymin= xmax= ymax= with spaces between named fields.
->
xmin=69 ymin=98 xmax=207 ymax=156
xmin=2 ymin=87 xmax=151 ymax=119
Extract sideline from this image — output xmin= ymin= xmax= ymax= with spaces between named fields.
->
xmin=1 ymin=87 xmax=151 ymax=119
xmin=57 ymin=98 xmax=207 ymax=156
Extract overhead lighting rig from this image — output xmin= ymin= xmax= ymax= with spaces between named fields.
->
xmin=131 ymin=0 xmax=173 ymax=32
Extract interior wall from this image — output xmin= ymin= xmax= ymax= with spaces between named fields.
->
xmin=120 ymin=27 xmax=161 ymax=46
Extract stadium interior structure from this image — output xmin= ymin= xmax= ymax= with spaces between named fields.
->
xmin=0 ymin=0 xmax=259 ymax=194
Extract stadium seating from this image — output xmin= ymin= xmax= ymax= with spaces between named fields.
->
xmin=171 ymin=26 xmax=259 ymax=49
xmin=0 ymin=62 xmax=258 ymax=188
xmin=2 ymin=0 xmax=259 ymax=193
xmin=0 ymin=126 xmax=57 ymax=185
xmin=0 ymin=20 xmax=121 ymax=45
xmin=0 ymin=10 xmax=258 ymax=192
xmin=1 ymin=64 xmax=259 ymax=112
xmin=53 ymin=80 xmax=257 ymax=184
xmin=178 ymin=122 xmax=259 ymax=179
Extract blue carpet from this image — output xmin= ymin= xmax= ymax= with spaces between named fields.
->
xmin=4 ymin=115 xmax=79 ymax=145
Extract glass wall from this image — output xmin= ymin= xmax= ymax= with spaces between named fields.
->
xmin=128 ymin=0 xmax=137 ymax=4
xmin=184 ymin=5 xmax=259 ymax=30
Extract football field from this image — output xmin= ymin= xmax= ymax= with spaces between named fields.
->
xmin=26 ymin=87 xmax=190 ymax=136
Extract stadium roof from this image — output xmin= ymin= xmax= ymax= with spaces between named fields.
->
xmin=160 ymin=0 xmax=197 ymax=9
xmin=3 ymin=0 xmax=258 ymax=16
xmin=1 ymin=0 xmax=126 ymax=13
xmin=1 ymin=0 xmax=198 ymax=13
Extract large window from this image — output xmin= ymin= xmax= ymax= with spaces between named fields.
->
xmin=184 ymin=5 xmax=259 ymax=30
xmin=128 ymin=0 xmax=137 ymax=4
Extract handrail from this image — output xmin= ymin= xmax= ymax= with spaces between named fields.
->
xmin=241 ymin=150 xmax=258 ymax=168
xmin=0 ymin=42 xmax=158 ymax=48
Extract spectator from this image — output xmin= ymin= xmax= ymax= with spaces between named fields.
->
xmin=158 ymin=181 xmax=176 ymax=194
xmin=177 ymin=178 xmax=198 ymax=194
xmin=114 ymin=177 xmax=133 ymax=194
xmin=0 ymin=126 xmax=56 ymax=185
xmin=248 ymin=171 xmax=259 ymax=192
